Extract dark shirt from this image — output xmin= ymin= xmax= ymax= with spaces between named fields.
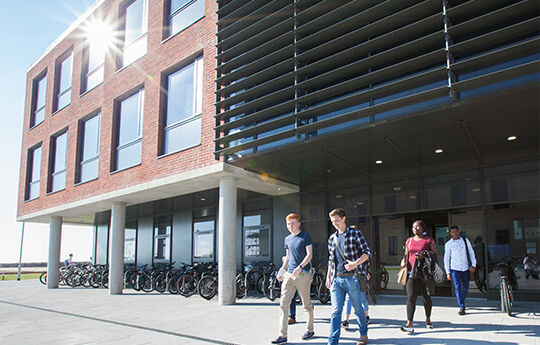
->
xmin=328 ymin=227 xmax=371 ymax=276
xmin=285 ymin=231 xmax=313 ymax=273
xmin=336 ymin=232 xmax=347 ymax=274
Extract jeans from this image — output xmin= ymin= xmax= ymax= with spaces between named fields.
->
xmin=328 ymin=276 xmax=367 ymax=345
xmin=344 ymin=291 xmax=369 ymax=315
xmin=451 ymin=270 xmax=470 ymax=310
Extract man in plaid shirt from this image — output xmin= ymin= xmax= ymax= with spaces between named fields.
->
xmin=325 ymin=208 xmax=371 ymax=345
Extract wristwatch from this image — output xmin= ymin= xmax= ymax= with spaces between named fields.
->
xmin=299 ymin=264 xmax=304 ymax=269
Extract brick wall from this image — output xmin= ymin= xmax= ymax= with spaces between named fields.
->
xmin=18 ymin=0 xmax=219 ymax=218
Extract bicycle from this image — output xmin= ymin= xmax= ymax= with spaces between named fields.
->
xmin=376 ymin=262 xmax=389 ymax=290
xmin=497 ymin=258 xmax=517 ymax=316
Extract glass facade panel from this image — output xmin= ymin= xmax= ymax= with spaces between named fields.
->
xmin=423 ymin=170 xmax=481 ymax=209
xmin=124 ymin=221 xmax=137 ymax=263
xmin=95 ymin=223 xmax=109 ymax=265
xmin=163 ymin=117 xmax=201 ymax=153
xmin=373 ymin=178 xmax=421 ymax=214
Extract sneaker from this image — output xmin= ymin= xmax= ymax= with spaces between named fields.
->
xmin=302 ymin=331 xmax=314 ymax=340
xmin=288 ymin=317 xmax=296 ymax=325
xmin=426 ymin=322 xmax=434 ymax=329
xmin=357 ymin=335 xmax=368 ymax=345
xmin=400 ymin=326 xmax=414 ymax=333
xmin=458 ymin=309 xmax=466 ymax=315
xmin=341 ymin=320 xmax=349 ymax=328
xmin=366 ymin=316 xmax=370 ymax=324
xmin=271 ymin=336 xmax=287 ymax=344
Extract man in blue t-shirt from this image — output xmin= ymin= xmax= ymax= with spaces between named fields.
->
xmin=271 ymin=213 xmax=314 ymax=344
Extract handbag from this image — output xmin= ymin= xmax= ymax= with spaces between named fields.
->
xmin=433 ymin=261 xmax=446 ymax=286
xmin=397 ymin=266 xmax=408 ymax=286
xmin=463 ymin=236 xmax=478 ymax=281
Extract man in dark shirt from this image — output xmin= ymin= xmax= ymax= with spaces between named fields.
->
xmin=271 ymin=213 xmax=314 ymax=344
xmin=326 ymin=208 xmax=370 ymax=345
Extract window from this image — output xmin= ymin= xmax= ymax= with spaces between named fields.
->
xmin=193 ymin=207 xmax=215 ymax=261
xmin=95 ymin=222 xmax=109 ymax=265
xmin=168 ymin=0 xmax=205 ymax=37
xmin=121 ymin=0 xmax=148 ymax=67
xmin=77 ymin=113 xmax=100 ymax=183
xmin=48 ymin=131 xmax=68 ymax=193
xmin=154 ymin=216 xmax=171 ymax=262
xmin=162 ymin=56 xmax=202 ymax=154
xmin=54 ymin=53 xmax=72 ymax=111
xmin=25 ymin=145 xmax=42 ymax=200
xmin=124 ymin=220 xmax=137 ymax=263
xmin=30 ymin=73 xmax=47 ymax=128
xmin=242 ymin=200 xmax=272 ymax=261
xmin=81 ymin=40 xmax=105 ymax=93
xmin=388 ymin=236 xmax=398 ymax=256
xmin=193 ymin=220 xmax=214 ymax=259
xmin=114 ymin=88 xmax=143 ymax=171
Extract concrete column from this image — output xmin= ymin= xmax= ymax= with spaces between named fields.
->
xmin=218 ymin=177 xmax=237 ymax=305
xmin=47 ymin=216 xmax=62 ymax=289
xmin=109 ymin=202 xmax=126 ymax=295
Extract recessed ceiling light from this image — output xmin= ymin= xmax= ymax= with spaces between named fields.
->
xmin=472 ymin=188 xmax=480 ymax=192
xmin=435 ymin=149 xmax=443 ymax=154
xmin=200 ymin=197 xmax=206 ymax=201
xmin=326 ymin=169 xmax=332 ymax=173
xmin=335 ymin=194 xmax=343 ymax=199
xmin=393 ymin=186 xmax=401 ymax=191
xmin=409 ymin=195 xmax=417 ymax=199
xmin=507 ymin=136 xmax=517 ymax=141
xmin=375 ymin=160 xmax=383 ymax=164
xmin=356 ymin=202 xmax=364 ymax=206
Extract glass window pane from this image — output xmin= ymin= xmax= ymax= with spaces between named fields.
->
xmin=59 ymin=55 xmax=72 ymax=93
xmin=96 ymin=224 xmax=108 ymax=265
xmin=29 ymin=181 xmax=40 ymax=200
xmin=36 ymin=77 xmax=47 ymax=108
xmin=57 ymin=90 xmax=71 ymax=110
xmin=54 ymin=132 xmax=67 ymax=172
xmin=194 ymin=220 xmax=214 ymax=259
xmin=88 ymin=45 xmax=105 ymax=73
xmin=170 ymin=0 xmax=205 ymax=36
xmin=31 ymin=146 xmax=42 ymax=182
xmin=170 ymin=0 xmax=191 ymax=13
xmin=51 ymin=171 xmax=66 ymax=192
xmin=244 ymin=227 xmax=270 ymax=258
xmin=123 ymin=35 xmax=146 ymax=66
xmin=118 ymin=90 xmax=143 ymax=146
xmin=116 ymin=141 xmax=141 ymax=170
xmin=86 ymin=65 xmax=104 ymax=91
xmin=33 ymin=107 xmax=45 ymax=127
xmin=125 ymin=0 xmax=145 ymax=44
xmin=124 ymin=225 xmax=136 ymax=263
xmin=80 ymin=159 xmax=98 ymax=182
xmin=82 ymin=114 xmax=100 ymax=161
xmin=167 ymin=62 xmax=194 ymax=125
xmin=164 ymin=117 xmax=201 ymax=154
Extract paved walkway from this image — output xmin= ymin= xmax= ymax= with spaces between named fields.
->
xmin=0 ymin=280 xmax=538 ymax=345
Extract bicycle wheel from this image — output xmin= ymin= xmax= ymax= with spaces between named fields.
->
xmin=318 ymin=283 xmax=330 ymax=305
xmin=379 ymin=271 xmax=389 ymax=290
xmin=198 ymin=276 xmax=218 ymax=300
xmin=39 ymin=272 xmax=47 ymax=285
xmin=269 ymin=278 xmax=281 ymax=301
xmin=177 ymin=274 xmax=197 ymax=297
xmin=139 ymin=274 xmax=153 ymax=293
xmin=101 ymin=271 xmax=109 ymax=289
xmin=236 ymin=274 xmax=246 ymax=298
xmin=155 ymin=275 xmax=167 ymax=293
xmin=256 ymin=275 xmax=265 ymax=294
xmin=167 ymin=276 xmax=179 ymax=294
xmin=90 ymin=272 xmax=102 ymax=288
xmin=506 ymin=283 xmax=513 ymax=316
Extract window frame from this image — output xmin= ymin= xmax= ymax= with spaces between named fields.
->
xmin=192 ymin=207 xmax=216 ymax=262
xmin=30 ymin=72 xmax=47 ymax=129
xmin=25 ymin=144 xmax=42 ymax=201
xmin=153 ymin=215 xmax=172 ymax=264
xmin=119 ymin=0 xmax=148 ymax=67
xmin=161 ymin=55 xmax=203 ymax=155
xmin=53 ymin=52 xmax=73 ymax=112
xmin=76 ymin=112 xmax=101 ymax=184
xmin=81 ymin=40 xmax=105 ymax=94
xmin=113 ymin=87 xmax=144 ymax=172
xmin=48 ymin=129 xmax=68 ymax=194
xmin=167 ymin=0 xmax=206 ymax=39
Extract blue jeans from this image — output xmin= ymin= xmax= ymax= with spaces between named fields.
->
xmin=345 ymin=291 xmax=369 ymax=315
xmin=328 ymin=276 xmax=367 ymax=345
xmin=451 ymin=270 xmax=470 ymax=309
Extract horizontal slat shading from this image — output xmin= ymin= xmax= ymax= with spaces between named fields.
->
xmin=215 ymin=0 xmax=540 ymax=159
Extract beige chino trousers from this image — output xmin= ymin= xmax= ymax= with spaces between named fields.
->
xmin=278 ymin=271 xmax=314 ymax=337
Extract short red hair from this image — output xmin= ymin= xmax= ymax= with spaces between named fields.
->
xmin=286 ymin=213 xmax=300 ymax=222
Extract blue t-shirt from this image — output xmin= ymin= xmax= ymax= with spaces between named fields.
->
xmin=284 ymin=231 xmax=313 ymax=273
xmin=336 ymin=232 xmax=347 ymax=274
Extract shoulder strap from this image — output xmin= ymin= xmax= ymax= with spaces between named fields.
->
xmin=463 ymin=236 xmax=471 ymax=266
xmin=334 ymin=232 xmax=347 ymax=261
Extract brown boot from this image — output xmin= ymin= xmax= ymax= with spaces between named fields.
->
xmin=357 ymin=335 xmax=368 ymax=345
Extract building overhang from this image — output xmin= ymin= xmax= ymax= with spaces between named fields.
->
xmin=17 ymin=163 xmax=298 ymax=224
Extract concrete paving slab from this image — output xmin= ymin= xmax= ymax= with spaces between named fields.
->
xmin=0 ymin=280 xmax=538 ymax=344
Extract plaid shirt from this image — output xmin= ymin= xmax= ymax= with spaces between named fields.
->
xmin=328 ymin=226 xmax=371 ymax=276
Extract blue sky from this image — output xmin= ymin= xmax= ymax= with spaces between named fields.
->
xmin=0 ymin=1 xmax=97 ymax=263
